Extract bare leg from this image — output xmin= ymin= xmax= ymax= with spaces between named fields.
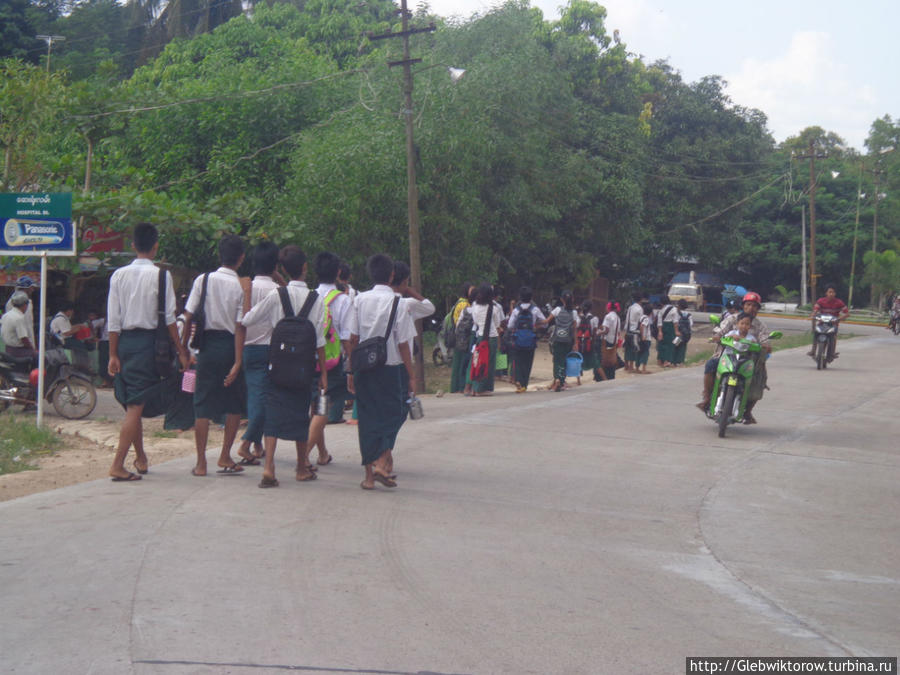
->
xmin=237 ymin=439 xmax=254 ymax=462
xmin=133 ymin=418 xmax=148 ymax=472
xmin=193 ymin=417 xmax=210 ymax=475
xmin=306 ymin=414 xmax=329 ymax=465
xmin=262 ymin=435 xmax=277 ymax=481
xmin=217 ymin=413 xmax=241 ymax=468
xmin=295 ymin=441 xmax=315 ymax=480
xmin=361 ymin=464 xmax=375 ymax=489
xmin=384 ymin=449 xmax=394 ymax=477
xmin=109 ymin=404 xmax=144 ymax=478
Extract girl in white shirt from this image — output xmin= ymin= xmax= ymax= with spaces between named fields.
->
xmin=467 ymin=282 xmax=504 ymax=396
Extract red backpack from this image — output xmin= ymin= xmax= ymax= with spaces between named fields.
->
xmin=576 ymin=314 xmax=593 ymax=354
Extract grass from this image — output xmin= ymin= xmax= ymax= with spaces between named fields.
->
xmin=0 ymin=412 xmax=61 ymax=475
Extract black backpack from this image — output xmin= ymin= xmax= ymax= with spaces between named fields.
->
xmin=678 ymin=311 xmax=692 ymax=340
xmin=455 ymin=309 xmax=474 ymax=348
xmin=553 ymin=308 xmax=574 ymax=345
xmin=268 ymin=287 xmax=319 ymax=390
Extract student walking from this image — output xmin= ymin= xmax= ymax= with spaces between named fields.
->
xmin=624 ymin=292 xmax=644 ymax=372
xmin=467 ymin=282 xmax=504 ymax=396
xmin=451 ymin=284 xmax=475 ymax=394
xmin=506 ymin=286 xmax=546 ymax=392
xmin=636 ymin=303 xmax=653 ymax=374
xmin=576 ymin=300 xmax=599 ymax=384
xmin=107 ymin=223 xmax=190 ymax=482
xmin=672 ymin=299 xmax=693 ymax=366
xmin=599 ymin=301 xmax=622 ymax=380
xmin=240 ymin=245 xmax=327 ymax=488
xmin=233 ymin=241 xmax=280 ymax=466
xmin=656 ymin=295 xmax=677 ymax=367
xmin=546 ymin=290 xmax=578 ymax=392
xmin=347 ymin=254 xmax=416 ymax=490
xmin=182 ymin=234 xmax=247 ymax=477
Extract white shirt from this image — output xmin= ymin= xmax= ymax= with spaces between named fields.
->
xmin=625 ymin=302 xmax=643 ymax=333
xmin=317 ymin=282 xmax=353 ymax=341
xmin=91 ymin=317 xmax=108 ymax=341
xmin=5 ymin=296 xmax=35 ymax=344
xmin=601 ymin=311 xmax=621 ymax=345
xmin=657 ymin=304 xmax=677 ymax=327
xmin=185 ymin=267 xmax=244 ymax=333
xmin=639 ymin=315 xmax=652 ymax=341
xmin=550 ymin=306 xmax=580 ymax=324
xmin=244 ymin=275 xmax=279 ymax=346
xmin=397 ymin=296 xmax=434 ymax=355
xmin=469 ymin=301 xmax=504 ymax=338
xmin=347 ymin=284 xmax=416 ymax=366
xmin=49 ymin=312 xmax=73 ymax=339
xmin=241 ymin=280 xmax=326 ymax=348
xmin=107 ymin=258 xmax=177 ymax=332
xmin=1 ymin=307 xmax=31 ymax=347
xmin=506 ymin=303 xmax=547 ymax=330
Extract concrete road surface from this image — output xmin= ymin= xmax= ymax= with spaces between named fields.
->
xmin=2 ymin=336 xmax=899 ymax=674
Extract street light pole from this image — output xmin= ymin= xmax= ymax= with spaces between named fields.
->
xmin=36 ymin=35 xmax=65 ymax=72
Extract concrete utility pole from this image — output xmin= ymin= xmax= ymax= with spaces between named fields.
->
xmin=36 ymin=35 xmax=65 ymax=72
xmin=368 ymin=0 xmax=435 ymax=395
xmin=797 ymin=142 xmax=827 ymax=302
xmin=847 ymin=162 xmax=863 ymax=309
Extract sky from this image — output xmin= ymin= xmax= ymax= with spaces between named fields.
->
xmin=425 ymin=0 xmax=900 ymax=153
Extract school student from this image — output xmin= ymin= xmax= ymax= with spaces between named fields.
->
xmin=466 ymin=282 xmax=505 ymax=396
xmin=636 ymin=303 xmax=653 ymax=374
xmin=233 ymin=241 xmax=280 ymax=466
xmin=305 ymin=251 xmax=352 ymax=470
xmin=182 ymin=234 xmax=247 ymax=477
xmin=576 ymin=300 xmax=598 ymax=384
xmin=599 ymin=301 xmax=622 ymax=380
xmin=450 ymin=284 xmax=475 ymax=394
xmin=107 ymin=223 xmax=190 ymax=481
xmin=506 ymin=286 xmax=546 ymax=392
xmin=337 ymin=261 xmax=357 ymax=304
xmin=656 ymin=295 xmax=677 ymax=368
xmin=623 ymin=292 xmax=644 ymax=372
xmin=240 ymin=245 xmax=327 ymax=488
xmin=546 ymin=290 xmax=578 ymax=392
xmin=346 ymin=254 xmax=416 ymax=490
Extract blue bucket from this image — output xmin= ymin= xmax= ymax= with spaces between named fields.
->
xmin=565 ymin=352 xmax=583 ymax=377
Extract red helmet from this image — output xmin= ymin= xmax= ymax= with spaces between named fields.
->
xmin=742 ymin=291 xmax=762 ymax=306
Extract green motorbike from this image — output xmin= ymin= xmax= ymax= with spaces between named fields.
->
xmin=706 ymin=314 xmax=782 ymax=437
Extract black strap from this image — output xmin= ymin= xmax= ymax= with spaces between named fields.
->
xmin=480 ymin=302 xmax=494 ymax=345
xmin=278 ymin=287 xmax=318 ymax=320
xmin=383 ymin=296 xmax=400 ymax=340
xmin=196 ymin=273 xmax=209 ymax=326
xmin=661 ymin=305 xmax=674 ymax=321
xmin=157 ymin=268 xmax=167 ymax=330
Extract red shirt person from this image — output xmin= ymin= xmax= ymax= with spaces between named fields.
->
xmin=809 ymin=284 xmax=849 ymax=358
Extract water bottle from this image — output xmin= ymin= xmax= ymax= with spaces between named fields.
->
xmin=407 ymin=394 xmax=424 ymax=420
xmin=315 ymin=389 xmax=328 ymax=417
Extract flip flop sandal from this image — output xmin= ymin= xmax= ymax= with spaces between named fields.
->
xmin=258 ymin=476 xmax=279 ymax=488
xmin=134 ymin=464 xmax=149 ymax=475
xmin=216 ymin=465 xmax=244 ymax=474
xmin=360 ymin=481 xmax=374 ymax=490
xmin=372 ymin=473 xmax=397 ymax=488
xmin=316 ymin=454 xmax=334 ymax=466
xmin=111 ymin=472 xmax=142 ymax=482
xmin=238 ymin=456 xmax=261 ymax=466
xmin=296 ymin=472 xmax=318 ymax=482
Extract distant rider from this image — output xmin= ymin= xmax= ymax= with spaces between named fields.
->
xmin=697 ymin=292 xmax=771 ymax=424
xmin=808 ymin=284 xmax=849 ymax=361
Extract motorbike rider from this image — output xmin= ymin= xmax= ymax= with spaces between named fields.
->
xmin=1 ymin=291 xmax=36 ymax=359
xmin=807 ymin=284 xmax=849 ymax=360
xmin=696 ymin=291 xmax=771 ymax=424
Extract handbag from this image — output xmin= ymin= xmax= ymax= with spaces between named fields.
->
xmin=469 ymin=302 xmax=494 ymax=382
xmin=351 ymin=295 xmax=400 ymax=373
xmin=601 ymin=340 xmax=618 ymax=368
xmin=189 ymin=273 xmax=209 ymax=351
xmin=154 ymin=268 xmax=177 ymax=379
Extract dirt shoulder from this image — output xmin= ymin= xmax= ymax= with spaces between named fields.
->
xmin=1 ymin=325 xmax=715 ymax=502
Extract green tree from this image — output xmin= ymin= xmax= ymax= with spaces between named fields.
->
xmin=861 ymin=249 xmax=900 ymax=309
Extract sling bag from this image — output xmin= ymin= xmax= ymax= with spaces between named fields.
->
xmin=188 ymin=273 xmax=209 ymax=351
xmin=154 ymin=268 xmax=177 ymax=378
xmin=350 ymin=295 xmax=400 ymax=373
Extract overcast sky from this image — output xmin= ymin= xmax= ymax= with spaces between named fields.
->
xmin=425 ymin=0 xmax=900 ymax=152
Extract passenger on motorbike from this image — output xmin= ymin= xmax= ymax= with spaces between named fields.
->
xmin=696 ymin=292 xmax=771 ymax=424
xmin=0 ymin=292 xmax=36 ymax=360
xmin=807 ymin=284 xmax=849 ymax=359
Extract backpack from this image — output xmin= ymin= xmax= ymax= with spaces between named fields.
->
xmin=513 ymin=304 xmax=537 ymax=349
xmin=441 ymin=299 xmax=466 ymax=350
xmin=678 ymin=311 xmax=692 ymax=340
xmin=316 ymin=289 xmax=343 ymax=372
xmin=268 ymin=288 xmax=319 ymax=391
xmin=455 ymin=308 xmax=474 ymax=348
xmin=553 ymin=308 xmax=574 ymax=345
xmin=576 ymin=314 xmax=593 ymax=355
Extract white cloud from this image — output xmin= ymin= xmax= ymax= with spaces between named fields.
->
xmin=726 ymin=31 xmax=876 ymax=149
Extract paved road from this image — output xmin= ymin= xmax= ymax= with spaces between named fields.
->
xmin=2 ymin=336 xmax=898 ymax=674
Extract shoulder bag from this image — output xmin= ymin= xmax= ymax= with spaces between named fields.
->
xmin=154 ymin=268 xmax=177 ymax=378
xmin=189 ymin=273 xmax=209 ymax=351
xmin=350 ymin=295 xmax=400 ymax=373
xmin=469 ymin=302 xmax=494 ymax=382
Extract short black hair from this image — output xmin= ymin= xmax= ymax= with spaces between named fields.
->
xmin=252 ymin=242 xmax=279 ymax=276
xmin=58 ymin=299 xmax=75 ymax=312
xmin=337 ymin=261 xmax=352 ymax=281
xmin=632 ymin=292 xmax=642 ymax=303
xmin=737 ymin=311 xmax=752 ymax=322
xmin=561 ymin=290 xmax=574 ymax=311
xmin=581 ymin=299 xmax=592 ymax=313
xmin=219 ymin=234 xmax=245 ymax=267
xmin=677 ymin=299 xmax=688 ymax=310
xmin=825 ymin=283 xmax=837 ymax=292
xmin=133 ymin=222 xmax=158 ymax=254
xmin=392 ymin=261 xmax=410 ymax=286
xmin=280 ymin=245 xmax=307 ymax=279
xmin=475 ymin=282 xmax=494 ymax=305
xmin=519 ymin=286 xmax=533 ymax=303
xmin=366 ymin=253 xmax=393 ymax=285
xmin=641 ymin=302 xmax=653 ymax=315
xmin=315 ymin=251 xmax=340 ymax=284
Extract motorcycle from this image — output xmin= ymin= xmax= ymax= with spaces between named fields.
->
xmin=706 ymin=314 xmax=782 ymax=438
xmin=811 ymin=313 xmax=838 ymax=369
xmin=0 ymin=333 xmax=97 ymax=419
xmin=421 ymin=313 xmax=451 ymax=367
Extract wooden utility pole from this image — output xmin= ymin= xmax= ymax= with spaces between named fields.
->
xmin=368 ymin=1 xmax=435 ymax=395
xmin=36 ymin=35 xmax=65 ymax=72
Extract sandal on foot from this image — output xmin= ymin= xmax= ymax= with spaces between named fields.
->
xmin=216 ymin=464 xmax=244 ymax=474
xmin=258 ymin=475 xmax=279 ymax=488
xmin=372 ymin=472 xmax=397 ymax=488
xmin=134 ymin=464 xmax=149 ymax=475
xmin=237 ymin=456 xmax=260 ymax=466
xmin=296 ymin=471 xmax=317 ymax=482
xmin=360 ymin=481 xmax=375 ymax=490
xmin=111 ymin=472 xmax=142 ymax=482
xmin=317 ymin=454 xmax=333 ymax=466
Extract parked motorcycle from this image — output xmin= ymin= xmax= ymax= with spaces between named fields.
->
xmin=0 ymin=333 xmax=97 ymax=419
xmin=706 ymin=314 xmax=781 ymax=438
xmin=812 ymin=313 xmax=839 ymax=369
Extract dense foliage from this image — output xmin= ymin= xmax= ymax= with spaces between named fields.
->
xmin=1 ymin=0 xmax=898 ymax=305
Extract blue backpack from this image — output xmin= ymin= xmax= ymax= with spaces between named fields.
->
xmin=514 ymin=304 xmax=537 ymax=349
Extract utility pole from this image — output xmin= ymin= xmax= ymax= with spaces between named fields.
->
xmin=800 ymin=204 xmax=806 ymax=307
xmin=36 ymin=35 xmax=65 ymax=72
xmin=797 ymin=141 xmax=827 ymax=302
xmin=847 ymin=162 xmax=863 ymax=309
xmin=368 ymin=1 xmax=435 ymax=395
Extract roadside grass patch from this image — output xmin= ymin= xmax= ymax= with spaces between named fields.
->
xmin=0 ymin=413 xmax=61 ymax=475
